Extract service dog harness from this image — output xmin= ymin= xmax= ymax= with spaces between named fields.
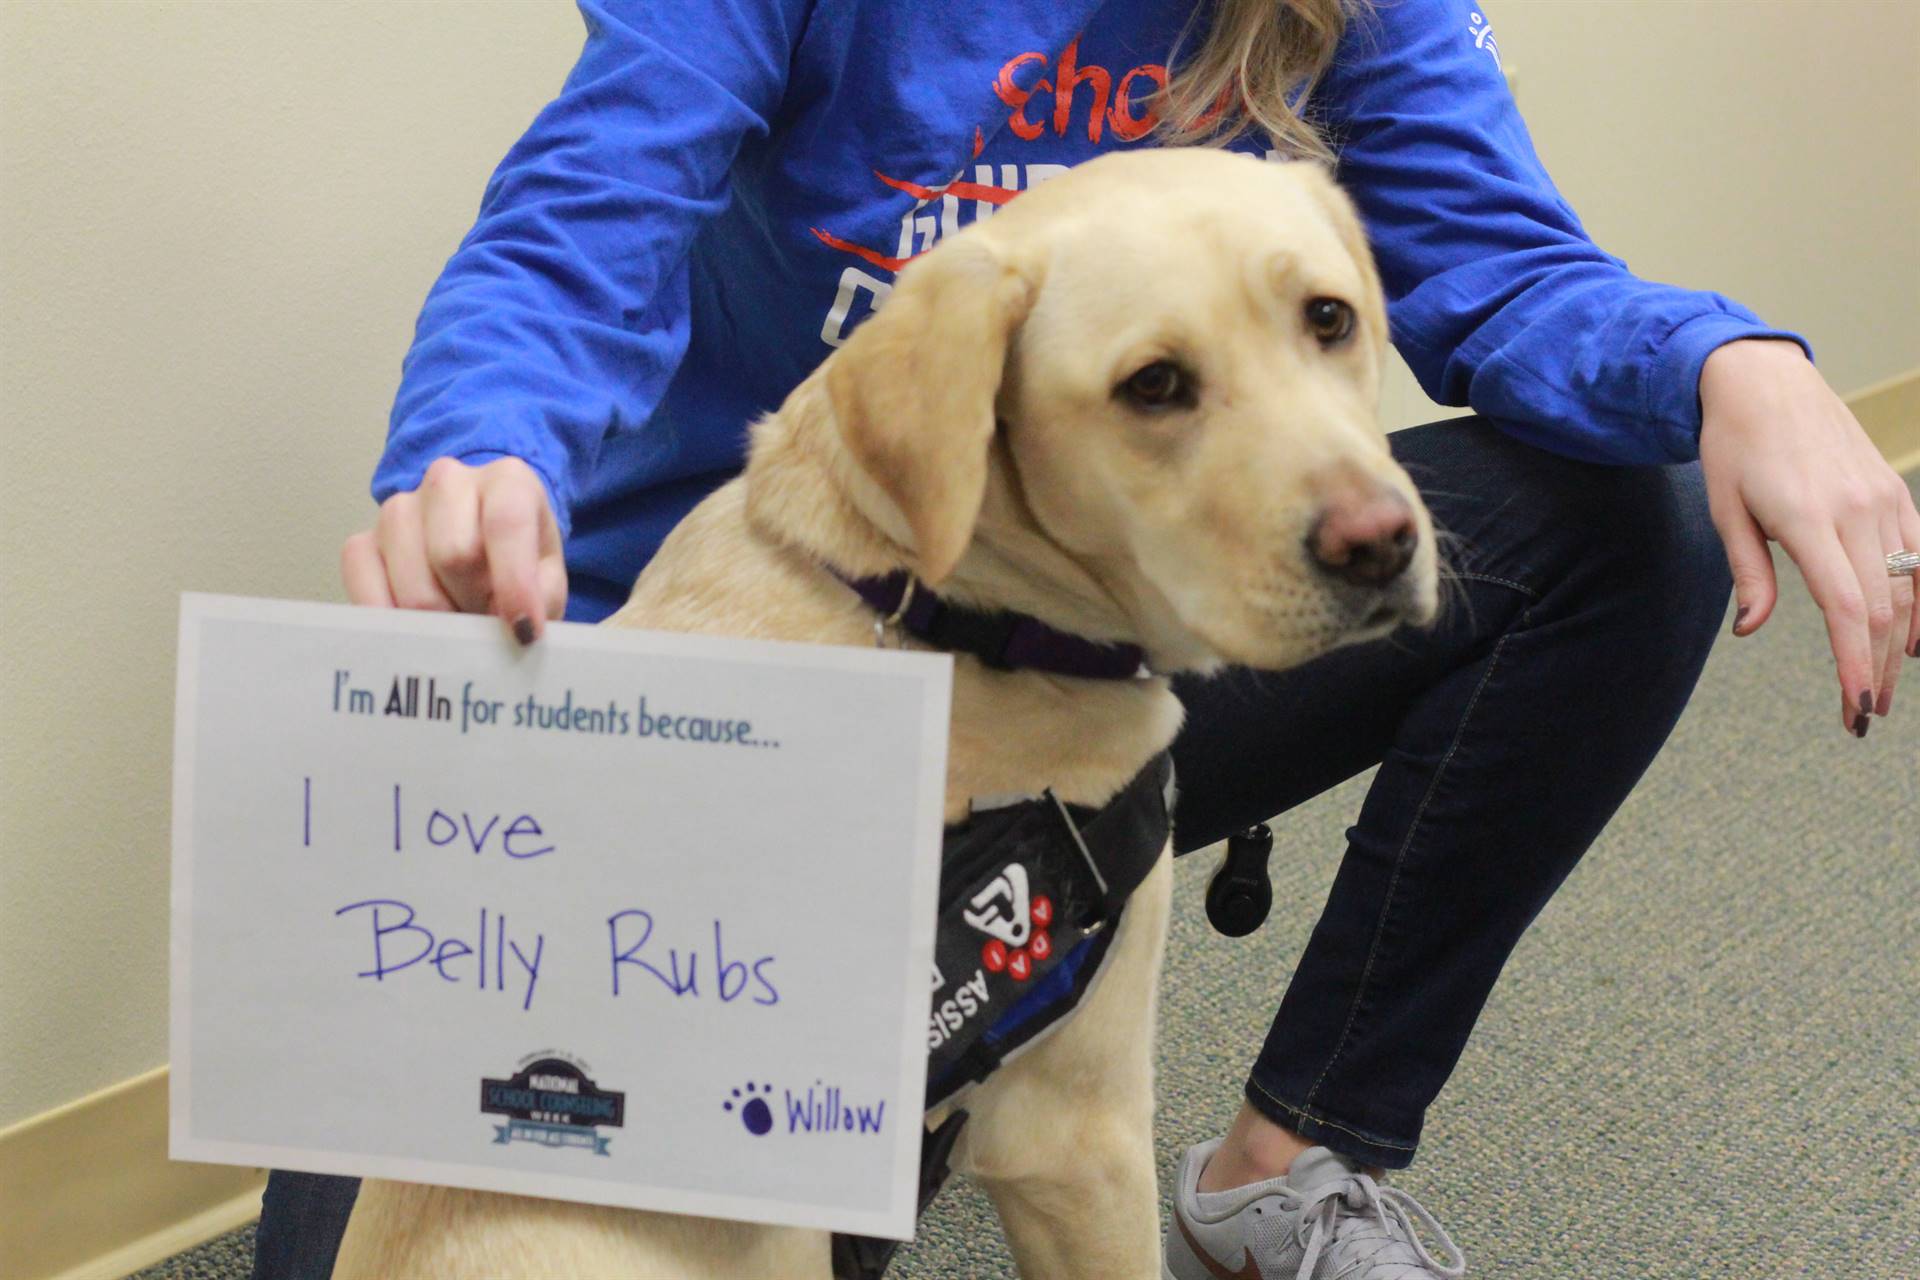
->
xmin=826 ymin=570 xmax=1175 ymax=1280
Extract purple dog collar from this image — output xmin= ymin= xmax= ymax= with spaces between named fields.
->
xmin=834 ymin=569 xmax=1150 ymax=681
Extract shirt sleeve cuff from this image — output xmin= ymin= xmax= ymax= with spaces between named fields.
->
xmin=1648 ymin=309 xmax=1814 ymax=463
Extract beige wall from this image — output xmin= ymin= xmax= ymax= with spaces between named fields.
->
xmin=2 ymin=0 xmax=1915 ymax=1131
xmin=0 ymin=0 xmax=584 ymax=1130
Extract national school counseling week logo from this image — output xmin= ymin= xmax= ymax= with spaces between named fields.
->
xmin=481 ymin=1053 xmax=625 ymax=1156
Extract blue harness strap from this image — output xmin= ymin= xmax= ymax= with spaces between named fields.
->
xmin=984 ymin=932 xmax=1103 ymax=1045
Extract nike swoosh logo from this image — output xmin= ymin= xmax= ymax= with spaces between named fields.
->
xmin=1174 ymin=1205 xmax=1264 ymax=1280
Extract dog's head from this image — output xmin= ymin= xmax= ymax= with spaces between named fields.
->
xmin=751 ymin=148 xmax=1439 ymax=674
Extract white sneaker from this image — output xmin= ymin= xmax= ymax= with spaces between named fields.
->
xmin=1164 ymin=1138 xmax=1466 ymax=1279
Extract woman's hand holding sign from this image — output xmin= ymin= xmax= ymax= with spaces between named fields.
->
xmin=341 ymin=455 xmax=568 ymax=642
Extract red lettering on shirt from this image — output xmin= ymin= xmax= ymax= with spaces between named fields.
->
xmin=872 ymin=169 xmax=1019 ymax=207
xmin=1110 ymin=64 xmax=1168 ymax=141
xmin=994 ymin=51 xmax=1052 ymax=142
xmin=994 ymin=43 xmax=1168 ymax=144
xmin=1053 ymin=38 xmax=1112 ymax=142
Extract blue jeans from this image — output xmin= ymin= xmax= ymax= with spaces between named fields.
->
xmin=250 ymin=1168 xmax=358 ymax=1280
xmin=250 ymin=415 xmax=1730 ymax=1269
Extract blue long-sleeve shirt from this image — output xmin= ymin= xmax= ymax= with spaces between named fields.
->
xmin=374 ymin=0 xmax=1807 ymax=622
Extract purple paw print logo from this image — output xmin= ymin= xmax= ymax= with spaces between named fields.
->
xmin=723 ymin=1082 xmax=774 ymax=1135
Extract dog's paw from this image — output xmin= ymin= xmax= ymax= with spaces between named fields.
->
xmin=722 ymin=1082 xmax=774 ymax=1135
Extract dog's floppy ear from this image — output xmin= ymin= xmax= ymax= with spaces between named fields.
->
xmin=826 ymin=234 xmax=1038 ymax=585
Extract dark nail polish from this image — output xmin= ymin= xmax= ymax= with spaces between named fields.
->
xmin=1876 ymin=689 xmax=1893 ymax=717
xmin=1732 ymin=605 xmax=1749 ymax=634
xmin=513 ymin=617 xmax=535 ymax=645
xmin=1852 ymin=713 xmax=1869 ymax=739
xmin=1858 ymin=690 xmax=1873 ymax=715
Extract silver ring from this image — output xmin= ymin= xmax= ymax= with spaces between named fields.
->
xmin=1889 ymin=550 xmax=1920 ymax=578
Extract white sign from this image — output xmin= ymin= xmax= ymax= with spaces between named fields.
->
xmin=170 ymin=594 xmax=951 ymax=1239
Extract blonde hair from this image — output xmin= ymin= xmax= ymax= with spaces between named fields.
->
xmin=1158 ymin=0 xmax=1369 ymax=163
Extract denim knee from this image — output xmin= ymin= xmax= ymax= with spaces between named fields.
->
xmin=1569 ymin=459 xmax=1732 ymax=647
xmin=1612 ymin=460 xmax=1735 ymax=640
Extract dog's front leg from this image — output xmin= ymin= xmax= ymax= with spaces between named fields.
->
xmin=974 ymin=1113 xmax=1160 ymax=1280
xmin=953 ymin=855 xmax=1172 ymax=1280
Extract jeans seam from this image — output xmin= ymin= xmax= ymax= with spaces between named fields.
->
xmin=1299 ymin=605 xmax=1534 ymax=1116
xmin=1247 ymin=1078 xmax=1419 ymax=1152
xmin=1449 ymin=570 xmax=1541 ymax=601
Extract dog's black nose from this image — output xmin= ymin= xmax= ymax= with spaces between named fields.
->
xmin=1306 ymin=489 xmax=1417 ymax=587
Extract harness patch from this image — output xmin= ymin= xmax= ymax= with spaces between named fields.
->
xmin=924 ymin=754 xmax=1170 ymax=1107
xmin=835 ymin=752 xmax=1173 ymax=1280
xmin=963 ymin=862 xmax=1033 ymax=947
xmin=962 ymin=863 xmax=1055 ymax=980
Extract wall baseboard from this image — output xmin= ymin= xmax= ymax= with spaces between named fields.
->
xmin=1851 ymin=366 xmax=1920 ymax=475
xmin=0 ymin=1066 xmax=264 ymax=1280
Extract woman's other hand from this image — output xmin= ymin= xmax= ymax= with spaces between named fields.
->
xmin=339 ymin=455 xmax=567 ymax=643
xmin=1700 ymin=339 xmax=1920 ymax=736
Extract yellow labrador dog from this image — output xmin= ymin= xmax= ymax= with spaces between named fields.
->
xmin=333 ymin=147 xmax=1438 ymax=1280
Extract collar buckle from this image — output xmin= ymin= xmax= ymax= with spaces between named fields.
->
xmin=873 ymin=575 xmax=917 ymax=648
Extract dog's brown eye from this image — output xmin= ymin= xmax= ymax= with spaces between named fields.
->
xmin=1305 ymin=297 xmax=1355 ymax=346
xmin=1118 ymin=360 xmax=1196 ymax=410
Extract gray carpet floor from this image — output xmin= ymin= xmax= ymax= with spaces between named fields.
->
xmin=137 ymin=473 xmax=1919 ymax=1279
